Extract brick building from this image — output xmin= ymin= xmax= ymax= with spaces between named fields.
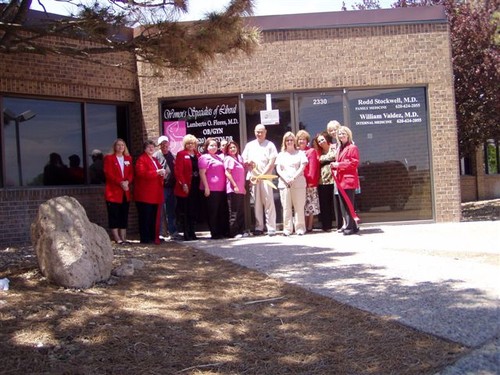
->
xmin=1 ymin=5 xmax=492 ymax=246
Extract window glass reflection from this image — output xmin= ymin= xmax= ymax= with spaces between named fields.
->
xmin=87 ymin=104 xmax=119 ymax=184
xmin=2 ymin=98 xmax=128 ymax=187
xmin=348 ymin=87 xmax=432 ymax=221
xmin=297 ymin=92 xmax=344 ymax=140
xmin=3 ymin=98 xmax=82 ymax=186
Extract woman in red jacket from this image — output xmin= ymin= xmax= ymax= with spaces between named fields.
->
xmin=297 ymin=129 xmax=320 ymax=233
xmin=174 ymin=134 xmax=201 ymax=241
xmin=103 ymin=139 xmax=134 ymax=244
xmin=331 ymin=126 xmax=360 ymax=235
xmin=135 ymin=139 xmax=166 ymax=244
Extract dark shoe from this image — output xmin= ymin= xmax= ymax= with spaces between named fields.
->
xmin=343 ymin=229 xmax=355 ymax=235
xmin=353 ymin=226 xmax=360 ymax=233
xmin=253 ymin=230 xmax=263 ymax=236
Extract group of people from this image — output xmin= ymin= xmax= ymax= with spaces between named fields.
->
xmin=102 ymin=120 xmax=360 ymax=245
xmin=245 ymin=121 xmax=360 ymax=238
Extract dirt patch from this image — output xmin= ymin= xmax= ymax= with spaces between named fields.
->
xmin=1 ymin=240 xmax=465 ymax=374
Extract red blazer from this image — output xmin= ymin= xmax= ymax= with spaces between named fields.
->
xmin=134 ymin=152 xmax=164 ymax=204
xmin=174 ymin=149 xmax=201 ymax=198
xmin=304 ymin=147 xmax=320 ymax=188
xmin=103 ymin=154 xmax=134 ymax=203
xmin=334 ymin=142 xmax=360 ymax=190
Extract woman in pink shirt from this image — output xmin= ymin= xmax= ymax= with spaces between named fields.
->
xmin=199 ymin=138 xmax=229 ymax=239
xmin=224 ymin=140 xmax=247 ymax=238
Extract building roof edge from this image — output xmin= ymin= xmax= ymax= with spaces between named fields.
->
xmin=245 ymin=6 xmax=447 ymax=31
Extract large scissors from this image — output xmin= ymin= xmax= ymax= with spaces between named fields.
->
xmin=249 ymin=166 xmax=278 ymax=189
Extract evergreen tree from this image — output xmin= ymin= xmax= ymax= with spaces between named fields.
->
xmin=0 ymin=0 xmax=260 ymax=76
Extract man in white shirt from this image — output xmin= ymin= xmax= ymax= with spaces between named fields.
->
xmin=242 ymin=124 xmax=278 ymax=236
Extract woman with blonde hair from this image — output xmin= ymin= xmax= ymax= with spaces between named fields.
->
xmin=326 ymin=120 xmax=344 ymax=231
xmin=275 ymin=131 xmax=308 ymax=236
xmin=103 ymin=138 xmax=134 ymax=244
xmin=331 ymin=126 xmax=360 ymax=235
xmin=174 ymin=134 xmax=201 ymax=241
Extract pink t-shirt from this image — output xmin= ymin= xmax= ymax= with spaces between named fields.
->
xmin=224 ymin=154 xmax=246 ymax=194
xmin=198 ymin=153 xmax=226 ymax=192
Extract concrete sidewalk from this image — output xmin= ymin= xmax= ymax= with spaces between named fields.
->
xmin=192 ymin=221 xmax=500 ymax=374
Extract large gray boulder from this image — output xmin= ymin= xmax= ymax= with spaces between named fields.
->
xmin=31 ymin=196 xmax=113 ymax=289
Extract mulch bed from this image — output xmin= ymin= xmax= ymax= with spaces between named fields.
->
xmin=1 ymin=241 xmax=465 ymax=374
xmin=460 ymin=199 xmax=500 ymax=222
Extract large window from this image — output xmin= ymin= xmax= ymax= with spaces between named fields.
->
xmin=1 ymin=97 xmax=129 ymax=187
xmin=347 ymin=87 xmax=432 ymax=221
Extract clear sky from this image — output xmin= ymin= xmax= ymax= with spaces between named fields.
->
xmin=31 ymin=0 xmax=395 ymax=19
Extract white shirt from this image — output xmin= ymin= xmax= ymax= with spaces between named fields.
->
xmin=241 ymin=139 xmax=278 ymax=179
xmin=275 ymin=150 xmax=308 ymax=189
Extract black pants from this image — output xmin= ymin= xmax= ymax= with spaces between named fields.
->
xmin=339 ymin=189 xmax=357 ymax=230
xmin=136 ymin=201 xmax=158 ymax=244
xmin=205 ymin=191 xmax=229 ymax=239
xmin=333 ymin=193 xmax=343 ymax=230
xmin=106 ymin=196 xmax=129 ymax=229
xmin=228 ymin=192 xmax=245 ymax=237
xmin=177 ymin=186 xmax=199 ymax=240
xmin=318 ymin=184 xmax=334 ymax=231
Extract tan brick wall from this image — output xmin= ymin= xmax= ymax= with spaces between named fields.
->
xmin=0 ymin=187 xmax=139 ymax=246
xmin=137 ymin=23 xmax=461 ymax=222
xmin=0 ymin=36 xmax=142 ymax=246
xmin=0 ymin=34 xmax=137 ymax=100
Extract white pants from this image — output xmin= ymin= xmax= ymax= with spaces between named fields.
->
xmin=279 ymin=186 xmax=306 ymax=234
xmin=252 ymin=181 xmax=276 ymax=232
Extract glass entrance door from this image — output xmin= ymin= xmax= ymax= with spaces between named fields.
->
xmin=243 ymin=93 xmax=292 ymax=148
xmin=243 ymin=94 xmax=292 ymax=228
